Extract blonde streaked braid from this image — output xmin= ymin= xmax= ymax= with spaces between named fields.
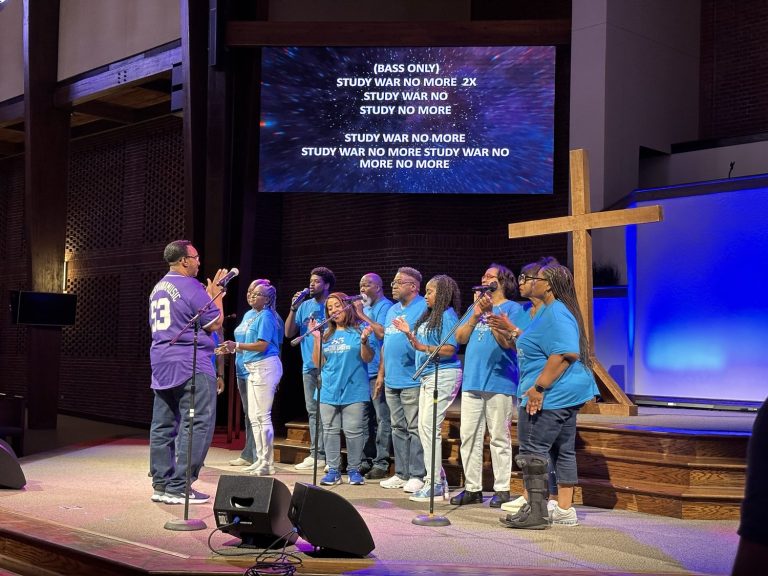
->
xmin=541 ymin=264 xmax=593 ymax=369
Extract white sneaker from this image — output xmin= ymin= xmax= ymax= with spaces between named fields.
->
xmin=295 ymin=456 xmax=326 ymax=470
xmin=551 ymin=504 xmax=579 ymax=526
xmin=379 ymin=474 xmax=407 ymax=489
xmin=249 ymin=465 xmax=276 ymax=476
xmin=403 ymin=478 xmax=425 ymax=493
xmin=547 ymin=499 xmax=558 ymax=516
xmin=228 ymin=457 xmax=252 ymax=466
xmin=243 ymin=462 xmax=261 ymax=473
xmin=500 ymin=495 xmax=527 ymax=513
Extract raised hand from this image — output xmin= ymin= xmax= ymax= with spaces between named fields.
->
xmin=391 ymin=316 xmax=411 ymax=334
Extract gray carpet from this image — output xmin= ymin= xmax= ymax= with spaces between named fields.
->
xmin=0 ymin=418 xmax=742 ymax=576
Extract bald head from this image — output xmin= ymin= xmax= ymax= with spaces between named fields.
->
xmin=360 ymin=272 xmax=384 ymax=305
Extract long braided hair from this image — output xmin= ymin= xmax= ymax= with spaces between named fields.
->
xmin=540 ymin=264 xmax=593 ymax=369
xmin=414 ymin=275 xmax=461 ymax=336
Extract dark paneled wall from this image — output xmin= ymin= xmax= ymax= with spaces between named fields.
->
xmin=0 ymin=116 xmax=185 ymax=425
xmin=700 ymin=0 xmax=768 ymax=139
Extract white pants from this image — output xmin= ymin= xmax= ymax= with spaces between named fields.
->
xmin=245 ymin=355 xmax=283 ymax=469
xmin=459 ymin=390 xmax=514 ymax=492
xmin=418 ymin=367 xmax=462 ymax=484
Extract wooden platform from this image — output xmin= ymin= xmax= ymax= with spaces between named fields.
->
xmin=276 ymin=407 xmax=749 ymax=520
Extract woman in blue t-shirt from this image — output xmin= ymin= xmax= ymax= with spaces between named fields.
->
xmin=393 ymin=274 xmax=462 ymax=503
xmin=310 ymin=292 xmax=375 ymax=486
xmin=451 ymin=263 xmax=525 ymax=508
xmin=221 ymin=281 xmax=284 ymax=477
xmin=499 ymin=264 xmax=598 ymax=530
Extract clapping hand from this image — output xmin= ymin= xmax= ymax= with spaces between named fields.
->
xmin=391 ymin=317 xmax=411 ymax=334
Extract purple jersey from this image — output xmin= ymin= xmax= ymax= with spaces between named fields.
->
xmin=149 ymin=272 xmax=220 ymax=390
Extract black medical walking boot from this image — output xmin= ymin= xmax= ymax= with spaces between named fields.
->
xmin=499 ymin=455 xmax=550 ymax=530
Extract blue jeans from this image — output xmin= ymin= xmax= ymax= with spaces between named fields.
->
xmin=319 ymin=401 xmax=366 ymax=471
xmin=236 ymin=376 xmax=256 ymax=462
xmin=517 ymin=405 xmax=581 ymax=485
xmin=363 ymin=377 xmax=392 ymax=471
xmin=302 ymin=369 xmax=325 ymax=459
xmin=150 ymin=373 xmax=216 ymax=493
xmin=385 ymin=385 xmax=425 ymax=480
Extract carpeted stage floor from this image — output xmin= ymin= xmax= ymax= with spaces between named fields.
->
xmin=0 ymin=410 xmax=752 ymax=576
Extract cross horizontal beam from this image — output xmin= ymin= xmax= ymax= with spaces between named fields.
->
xmin=509 ymin=205 xmax=662 ymax=239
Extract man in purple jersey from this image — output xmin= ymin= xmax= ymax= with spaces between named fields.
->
xmin=149 ymin=240 xmax=228 ymax=505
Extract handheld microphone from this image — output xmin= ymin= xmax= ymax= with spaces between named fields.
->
xmin=342 ymin=295 xmax=364 ymax=302
xmin=217 ymin=268 xmax=239 ymax=288
xmin=291 ymin=287 xmax=310 ymax=309
xmin=471 ymin=281 xmax=498 ymax=293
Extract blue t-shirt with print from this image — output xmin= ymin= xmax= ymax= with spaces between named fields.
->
xmin=293 ymin=298 xmax=326 ymax=373
xmin=460 ymin=300 xmax=524 ymax=394
xmin=319 ymin=327 xmax=373 ymax=405
xmin=363 ymin=296 xmax=393 ymax=378
xmin=382 ymin=295 xmax=428 ymax=389
xmin=241 ymin=308 xmax=282 ymax=365
xmin=516 ymin=300 xmax=599 ymax=409
xmin=233 ymin=308 xmax=257 ymax=379
xmin=414 ymin=308 xmax=461 ymax=378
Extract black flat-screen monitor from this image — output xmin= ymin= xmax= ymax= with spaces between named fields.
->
xmin=259 ymin=46 xmax=555 ymax=194
xmin=9 ymin=291 xmax=77 ymax=326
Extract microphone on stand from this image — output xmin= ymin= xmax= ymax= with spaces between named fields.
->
xmin=342 ymin=295 xmax=364 ymax=302
xmin=471 ymin=281 xmax=498 ymax=293
xmin=217 ymin=268 xmax=240 ymax=288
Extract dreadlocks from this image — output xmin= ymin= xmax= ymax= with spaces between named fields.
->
xmin=414 ymin=275 xmax=461 ymax=336
xmin=540 ymin=264 xmax=592 ymax=370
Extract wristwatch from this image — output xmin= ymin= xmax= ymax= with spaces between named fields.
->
xmin=534 ymin=384 xmax=547 ymax=393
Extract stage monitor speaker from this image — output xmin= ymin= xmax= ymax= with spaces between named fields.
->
xmin=0 ymin=439 xmax=26 ymax=489
xmin=289 ymin=482 xmax=374 ymax=557
xmin=214 ymin=475 xmax=297 ymax=548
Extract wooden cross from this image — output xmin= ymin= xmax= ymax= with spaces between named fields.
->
xmin=508 ymin=149 xmax=663 ymax=416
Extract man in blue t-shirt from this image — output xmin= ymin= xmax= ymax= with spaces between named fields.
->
xmin=376 ymin=267 xmax=428 ymax=493
xmin=353 ymin=272 xmax=394 ymax=480
xmin=148 ymin=240 xmax=227 ymax=505
xmin=285 ymin=266 xmax=335 ymax=471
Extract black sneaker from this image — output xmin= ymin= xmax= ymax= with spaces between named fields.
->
xmin=161 ymin=488 xmax=210 ymax=505
xmin=365 ymin=467 xmax=389 ymax=480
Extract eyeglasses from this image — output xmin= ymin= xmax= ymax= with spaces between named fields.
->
xmin=184 ymin=254 xmax=200 ymax=261
xmin=391 ymin=280 xmax=415 ymax=287
xmin=518 ymin=274 xmax=547 ymax=284
xmin=481 ymin=273 xmax=498 ymax=281
xmin=252 ymin=292 xmax=270 ymax=298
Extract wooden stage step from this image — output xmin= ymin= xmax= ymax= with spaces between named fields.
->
xmin=277 ymin=411 xmax=748 ymax=520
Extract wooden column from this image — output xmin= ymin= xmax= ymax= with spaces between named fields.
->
xmin=23 ymin=0 xmax=69 ymax=429
xmin=180 ymin=0 xmax=210 ymax=256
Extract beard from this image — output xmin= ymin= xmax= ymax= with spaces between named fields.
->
xmin=360 ymin=294 xmax=372 ymax=307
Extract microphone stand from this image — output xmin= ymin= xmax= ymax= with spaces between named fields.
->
xmin=411 ymin=300 xmax=478 ymax=528
xmin=163 ymin=284 xmax=227 ymax=532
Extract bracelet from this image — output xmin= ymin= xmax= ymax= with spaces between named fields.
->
xmin=217 ymin=374 xmax=224 ymax=379
xmin=290 ymin=305 xmax=298 ymax=312
xmin=235 ymin=342 xmax=240 ymax=351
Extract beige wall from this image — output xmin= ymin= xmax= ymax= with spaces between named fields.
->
xmin=58 ymin=0 xmax=179 ymax=81
xmin=0 ymin=0 xmax=24 ymax=102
